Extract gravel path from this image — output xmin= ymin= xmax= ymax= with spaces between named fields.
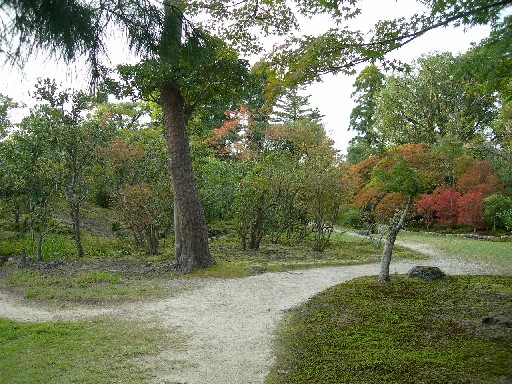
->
xmin=0 ymin=240 xmax=496 ymax=384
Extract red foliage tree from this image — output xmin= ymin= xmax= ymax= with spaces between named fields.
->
xmin=352 ymin=186 xmax=385 ymax=210
xmin=347 ymin=155 xmax=380 ymax=193
xmin=352 ymin=185 xmax=386 ymax=227
xmin=457 ymin=192 xmax=486 ymax=230
xmin=432 ymin=187 xmax=461 ymax=227
xmin=416 ymin=193 xmax=437 ymax=230
xmin=98 ymin=137 xmax=145 ymax=185
xmin=203 ymin=104 xmax=257 ymax=159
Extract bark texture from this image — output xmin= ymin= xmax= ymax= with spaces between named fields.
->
xmin=161 ymin=80 xmax=214 ymax=274
xmin=378 ymin=195 xmax=413 ymax=284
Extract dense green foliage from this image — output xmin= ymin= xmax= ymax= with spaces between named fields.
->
xmin=261 ymin=0 xmax=511 ymax=90
xmin=266 ymin=275 xmax=512 ymax=383
xmin=0 ymin=1 xmax=509 ymax=279
xmin=1 ymin=0 xmax=511 ymax=273
xmin=0 ymin=83 xmax=177 ymax=259
xmin=0 ymin=78 xmax=351 ymax=262
xmin=374 ymin=53 xmax=496 ymax=146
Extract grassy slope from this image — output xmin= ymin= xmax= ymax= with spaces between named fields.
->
xmin=4 ymin=269 xmax=169 ymax=305
xmin=266 ymin=275 xmax=512 ymax=384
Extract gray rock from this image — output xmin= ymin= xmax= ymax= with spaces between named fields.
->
xmin=407 ymin=266 xmax=446 ymax=281
xmin=482 ymin=316 xmax=511 ymax=328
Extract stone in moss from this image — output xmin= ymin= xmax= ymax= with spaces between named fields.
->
xmin=246 ymin=266 xmax=268 ymax=275
xmin=407 ymin=266 xmax=446 ymax=281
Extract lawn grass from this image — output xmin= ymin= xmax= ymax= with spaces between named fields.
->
xmin=266 ymin=275 xmax=512 ymax=384
xmin=4 ymin=268 xmax=170 ymax=305
xmin=0 ymin=318 xmax=177 ymax=384
xmin=399 ymin=232 xmax=512 ymax=274
xmin=197 ymin=231 xmax=425 ymax=278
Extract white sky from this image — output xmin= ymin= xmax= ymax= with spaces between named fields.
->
xmin=0 ymin=0 xmax=492 ymax=153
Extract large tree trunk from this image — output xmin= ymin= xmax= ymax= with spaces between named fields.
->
xmin=173 ymin=198 xmax=181 ymax=260
xmin=378 ymin=195 xmax=413 ymax=284
xmin=161 ymin=80 xmax=214 ymax=273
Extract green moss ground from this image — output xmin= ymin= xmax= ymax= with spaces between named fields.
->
xmin=266 ymin=275 xmax=512 ymax=384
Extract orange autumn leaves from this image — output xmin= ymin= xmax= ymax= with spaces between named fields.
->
xmin=347 ymin=143 xmax=503 ymax=230
xmin=203 ymin=104 xmax=255 ymax=159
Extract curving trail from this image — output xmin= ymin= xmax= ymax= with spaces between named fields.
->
xmin=0 ymin=240 xmax=495 ymax=384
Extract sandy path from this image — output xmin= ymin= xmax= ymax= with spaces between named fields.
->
xmin=0 ymin=241 xmax=494 ymax=384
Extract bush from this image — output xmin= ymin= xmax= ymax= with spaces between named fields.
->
xmin=337 ymin=208 xmax=362 ymax=228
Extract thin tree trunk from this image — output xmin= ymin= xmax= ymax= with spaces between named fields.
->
xmin=379 ymin=229 xmax=398 ymax=284
xmin=145 ymin=224 xmax=159 ymax=254
xmin=378 ymin=195 xmax=413 ymax=284
xmin=250 ymin=204 xmax=265 ymax=249
xmin=133 ymin=231 xmax=146 ymax=248
xmin=241 ymin=233 xmax=247 ymax=250
xmin=313 ymin=219 xmax=325 ymax=251
xmin=161 ymin=80 xmax=214 ymax=273
xmin=36 ymin=231 xmax=43 ymax=262
xmin=20 ymin=249 xmax=26 ymax=267
xmin=13 ymin=203 xmax=21 ymax=232
xmin=70 ymin=202 xmax=84 ymax=258
xmin=270 ymin=190 xmax=299 ymax=244
xmin=240 ymin=225 xmax=247 ymax=250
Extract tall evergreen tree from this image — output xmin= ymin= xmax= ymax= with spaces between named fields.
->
xmin=270 ymin=86 xmax=323 ymax=124
xmin=346 ymin=64 xmax=385 ymax=164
